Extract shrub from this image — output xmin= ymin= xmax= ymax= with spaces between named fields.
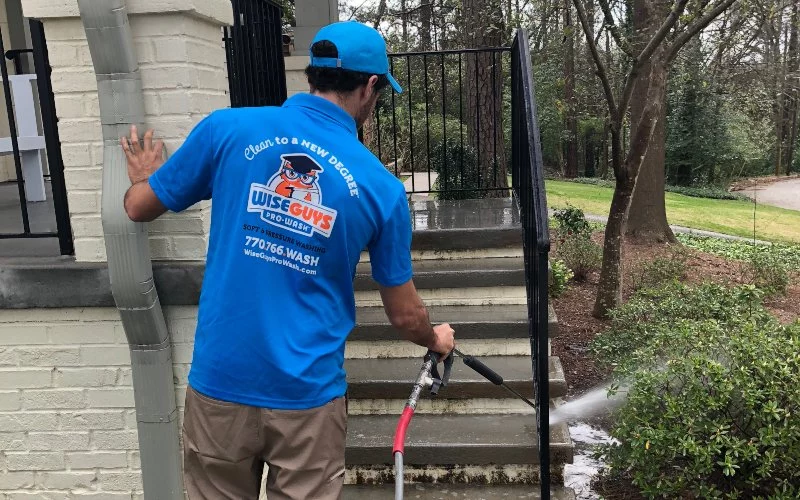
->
xmin=549 ymin=259 xmax=573 ymax=298
xmin=676 ymin=234 xmax=800 ymax=271
xmin=630 ymin=245 xmax=689 ymax=291
xmin=592 ymin=283 xmax=800 ymax=499
xmin=555 ymin=235 xmax=602 ymax=281
xmin=741 ymin=249 xmax=790 ymax=298
xmin=552 ymin=205 xmax=592 ymax=239
xmin=429 ymin=141 xmax=486 ymax=201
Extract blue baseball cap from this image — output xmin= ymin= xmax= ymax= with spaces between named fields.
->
xmin=309 ymin=21 xmax=403 ymax=94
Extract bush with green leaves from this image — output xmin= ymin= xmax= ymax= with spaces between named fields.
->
xmin=549 ymin=259 xmax=573 ymax=298
xmin=677 ymin=234 xmax=800 ymax=271
xmin=552 ymin=205 xmax=592 ymax=239
xmin=429 ymin=140 xmax=487 ymax=201
xmin=631 ymin=246 xmax=690 ymax=291
xmin=554 ymin=235 xmax=602 ymax=281
xmin=741 ymin=249 xmax=790 ymax=298
xmin=592 ymin=283 xmax=800 ymax=499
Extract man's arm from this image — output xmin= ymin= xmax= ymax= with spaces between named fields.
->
xmin=121 ymin=125 xmax=167 ymax=222
xmin=379 ymin=280 xmax=455 ymax=356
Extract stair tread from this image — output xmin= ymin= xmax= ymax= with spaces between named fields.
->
xmin=356 ymin=304 xmax=528 ymax=325
xmin=357 ymin=256 xmax=524 ymax=275
xmin=352 ymin=304 xmax=559 ymax=340
xmin=355 ymin=257 xmax=525 ymax=291
xmin=343 ymin=484 xmax=576 ymax=500
xmin=345 ymin=356 xmax=567 ymax=400
xmin=346 ymin=414 xmax=573 ymax=465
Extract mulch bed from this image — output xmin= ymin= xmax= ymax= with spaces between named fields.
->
xmin=551 ymin=233 xmax=800 ymax=398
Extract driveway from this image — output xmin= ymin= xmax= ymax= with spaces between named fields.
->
xmin=738 ymin=177 xmax=800 ymax=211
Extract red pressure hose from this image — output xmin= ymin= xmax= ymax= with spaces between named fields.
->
xmin=393 ymin=354 xmax=438 ymax=500
xmin=392 ymin=349 xmax=536 ymax=498
xmin=392 ymin=406 xmax=414 ymax=456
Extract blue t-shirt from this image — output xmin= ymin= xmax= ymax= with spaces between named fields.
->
xmin=149 ymin=94 xmax=412 ymax=409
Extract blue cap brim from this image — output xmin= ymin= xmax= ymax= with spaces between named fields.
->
xmin=387 ymin=73 xmax=403 ymax=94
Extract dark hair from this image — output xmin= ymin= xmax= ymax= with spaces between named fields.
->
xmin=305 ymin=40 xmax=390 ymax=94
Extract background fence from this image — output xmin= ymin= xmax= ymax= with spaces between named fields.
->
xmin=363 ymin=48 xmax=512 ymax=197
xmin=224 ymin=0 xmax=288 ymax=108
xmin=0 ymin=19 xmax=73 ymax=256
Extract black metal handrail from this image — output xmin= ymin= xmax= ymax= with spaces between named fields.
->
xmin=0 ymin=20 xmax=73 ymax=255
xmin=511 ymin=29 xmax=551 ymax=498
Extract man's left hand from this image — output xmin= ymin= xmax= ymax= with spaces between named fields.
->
xmin=121 ymin=125 xmax=164 ymax=185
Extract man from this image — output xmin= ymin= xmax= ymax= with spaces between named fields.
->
xmin=121 ymin=21 xmax=455 ymax=500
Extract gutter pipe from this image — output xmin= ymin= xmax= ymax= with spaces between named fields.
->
xmin=78 ymin=1 xmax=184 ymax=497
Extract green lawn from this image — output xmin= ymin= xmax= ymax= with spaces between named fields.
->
xmin=545 ymin=180 xmax=800 ymax=244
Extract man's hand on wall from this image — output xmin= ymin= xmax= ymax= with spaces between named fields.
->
xmin=121 ymin=125 xmax=164 ymax=185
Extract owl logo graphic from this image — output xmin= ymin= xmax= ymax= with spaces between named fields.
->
xmin=266 ymin=154 xmax=323 ymax=204
xmin=247 ymin=153 xmax=337 ymax=238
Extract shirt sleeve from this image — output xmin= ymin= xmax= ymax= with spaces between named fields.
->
xmin=148 ymin=113 xmax=216 ymax=213
xmin=368 ymin=190 xmax=413 ymax=287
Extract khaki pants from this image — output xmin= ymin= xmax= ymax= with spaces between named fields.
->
xmin=183 ymin=385 xmax=347 ymax=500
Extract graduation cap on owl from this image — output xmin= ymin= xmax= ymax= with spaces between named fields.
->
xmin=280 ymin=154 xmax=323 ymax=175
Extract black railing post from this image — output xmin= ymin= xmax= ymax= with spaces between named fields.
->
xmin=30 ymin=19 xmax=74 ymax=255
xmin=0 ymin=24 xmax=31 ymax=235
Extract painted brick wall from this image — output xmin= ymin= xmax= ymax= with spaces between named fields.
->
xmin=36 ymin=12 xmax=228 ymax=262
xmin=285 ymin=56 xmax=309 ymax=97
xmin=0 ymin=306 xmax=197 ymax=499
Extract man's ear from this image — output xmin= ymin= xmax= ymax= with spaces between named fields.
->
xmin=367 ymin=75 xmax=380 ymax=97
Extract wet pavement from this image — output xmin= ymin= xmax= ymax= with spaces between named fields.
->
xmin=563 ymin=423 xmax=616 ymax=500
xmin=409 ymin=198 xmax=521 ymax=232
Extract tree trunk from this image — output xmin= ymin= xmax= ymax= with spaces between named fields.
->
xmin=420 ymin=1 xmax=433 ymax=50
xmin=593 ymin=175 xmax=635 ymax=316
xmin=374 ymin=0 xmax=388 ymax=28
xmin=624 ymin=0 xmax=675 ymax=243
xmin=594 ymin=60 xmax=669 ymax=318
xmin=779 ymin=0 xmax=800 ymax=174
xmin=400 ymin=0 xmax=408 ymax=49
xmin=772 ymin=12 xmax=785 ymax=174
xmin=563 ymin=0 xmax=579 ymax=178
xmin=464 ymin=0 xmax=508 ymax=196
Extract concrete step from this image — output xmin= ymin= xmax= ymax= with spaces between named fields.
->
xmin=356 ymin=286 xmax=527 ymax=307
xmin=352 ymin=304 xmax=559 ymax=340
xmin=354 ymin=257 xmax=524 ymax=291
xmin=345 ymin=339 xmax=534 ymax=359
xmin=346 ymin=415 xmax=573 ymax=466
xmin=343 ymin=484 xmax=576 ymax=499
xmin=408 ymin=199 xmax=521 ymax=252
xmin=345 ymin=356 xmax=567 ymax=400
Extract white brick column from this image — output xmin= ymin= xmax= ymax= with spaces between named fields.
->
xmin=285 ymin=0 xmax=338 ymax=97
xmin=22 ymin=1 xmax=233 ymax=262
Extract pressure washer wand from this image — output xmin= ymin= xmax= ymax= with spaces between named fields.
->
xmin=453 ymin=348 xmax=537 ymax=410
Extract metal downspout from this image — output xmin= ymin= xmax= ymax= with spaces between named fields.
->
xmin=78 ymin=1 xmax=184 ymax=497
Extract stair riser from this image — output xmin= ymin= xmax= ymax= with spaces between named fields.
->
xmin=345 ymin=339 xmax=537 ymax=359
xmin=348 ymin=398 xmax=536 ymax=415
xmin=346 ymin=464 xmax=545 ymax=485
xmin=346 ymin=446 xmax=573 ymax=466
xmin=360 ymin=248 xmax=524 ymax=262
xmin=355 ymin=286 xmax=527 ymax=307
xmin=350 ymin=323 xmax=531 ymax=341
